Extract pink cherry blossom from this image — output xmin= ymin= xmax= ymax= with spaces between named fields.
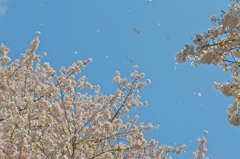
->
xmin=175 ymin=0 xmax=240 ymax=127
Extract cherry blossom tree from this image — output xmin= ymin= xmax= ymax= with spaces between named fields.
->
xmin=0 ymin=33 xmax=209 ymax=158
xmin=175 ymin=0 xmax=240 ymax=127
xmin=0 ymin=35 xmax=207 ymax=159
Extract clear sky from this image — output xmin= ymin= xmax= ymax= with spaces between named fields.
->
xmin=0 ymin=0 xmax=240 ymax=158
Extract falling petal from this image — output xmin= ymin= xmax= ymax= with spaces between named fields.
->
xmin=137 ymin=31 xmax=140 ymax=34
xmin=149 ymin=0 xmax=152 ymax=1
xmin=41 ymin=23 xmax=43 ymax=25
xmin=75 ymin=51 xmax=78 ymax=54
xmin=103 ymin=62 xmax=106 ymax=65
xmin=194 ymin=93 xmax=196 ymax=94
xmin=185 ymin=33 xmax=187 ymax=35
xmin=198 ymin=93 xmax=201 ymax=96
xmin=154 ymin=87 xmax=156 ymax=89
xmin=133 ymin=27 xmax=136 ymax=32
xmin=174 ymin=67 xmax=176 ymax=70
xmin=129 ymin=59 xmax=132 ymax=63
xmin=106 ymin=56 xmax=108 ymax=58
xmin=107 ymin=53 xmax=109 ymax=55
xmin=158 ymin=23 xmax=160 ymax=25
xmin=201 ymin=103 xmax=202 ymax=105
xmin=97 ymin=30 xmax=99 ymax=33
xmin=128 ymin=10 xmax=130 ymax=12
xmin=126 ymin=56 xmax=128 ymax=59
xmin=167 ymin=36 xmax=169 ymax=39
xmin=40 ymin=2 xmax=42 ymax=6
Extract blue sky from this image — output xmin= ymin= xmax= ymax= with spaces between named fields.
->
xmin=0 ymin=0 xmax=239 ymax=158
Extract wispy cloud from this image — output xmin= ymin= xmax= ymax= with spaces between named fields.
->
xmin=0 ymin=0 xmax=8 ymax=17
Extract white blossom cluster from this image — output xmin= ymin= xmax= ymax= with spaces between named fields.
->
xmin=192 ymin=137 xmax=208 ymax=159
xmin=175 ymin=0 xmax=240 ymax=127
xmin=0 ymin=35 xmax=195 ymax=158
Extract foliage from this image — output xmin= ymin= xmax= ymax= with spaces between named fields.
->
xmin=175 ymin=0 xmax=240 ymax=127
xmin=0 ymin=34 xmax=209 ymax=158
